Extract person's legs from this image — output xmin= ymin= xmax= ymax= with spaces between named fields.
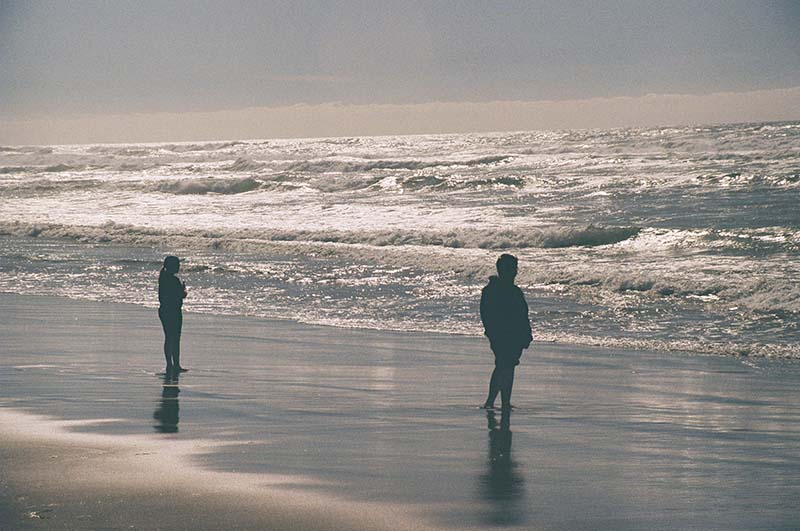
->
xmin=173 ymin=312 xmax=186 ymax=372
xmin=485 ymin=343 xmax=519 ymax=408
xmin=484 ymin=368 xmax=500 ymax=408
xmin=500 ymin=367 xmax=516 ymax=410
xmin=159 ymin=310 xmax=174 ymax=374
xmin=169 ymin=331 xmax=181 ymax=371
xmin=163 ymin=337 xmax=172 ymax=372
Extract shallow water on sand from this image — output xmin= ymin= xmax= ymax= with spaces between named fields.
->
xmin=2 ymin=294 xmax=800 ymax=529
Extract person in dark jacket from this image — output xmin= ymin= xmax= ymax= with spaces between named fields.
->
xmin=480 ymin=254 xmax=532 ymax=410
xmin=158 ymin=255 xmax=188 ymax=376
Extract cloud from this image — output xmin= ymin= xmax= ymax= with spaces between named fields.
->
xmin=2 ymin=86 xmax=799 ymax=145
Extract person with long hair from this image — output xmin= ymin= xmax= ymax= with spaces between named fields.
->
xmin=158 ymin=255 xmax=188 ymax=376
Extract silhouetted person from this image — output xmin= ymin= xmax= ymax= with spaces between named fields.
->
xmin=153 ymin=374 xmax=180 ymax=433
xmin=480 ymin=254 xmax=532 ymax=410
xmin=158 ymin=255 xmax=188 ymax=376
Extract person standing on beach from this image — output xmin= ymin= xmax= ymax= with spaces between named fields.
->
xmin=480 ymin=254 xmax=532 ymax=410
xmin=158 ymin=255 xmax=188 ymax=376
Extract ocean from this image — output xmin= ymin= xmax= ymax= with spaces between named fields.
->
xmin=1 ymin=121 xmax=798 ymax=358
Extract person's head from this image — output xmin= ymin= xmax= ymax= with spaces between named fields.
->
xmin=496 ymin=253 xmax=518 ymax=281
xmin=163 ymin=255 xmax=180 ymax=274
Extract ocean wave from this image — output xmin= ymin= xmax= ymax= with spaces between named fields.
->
xmin=276 ymin=171 xmax=524 ymax=193
xmin=0 ymin=221 xmax=640 ymax=251
xmin=241 ymin=225 xmax=640 ymax=250
xmin=395 ymin=173 xmax=526 ymax=191
xmin=43 ymin=164 xmax=78 ymax=173
xmin=0 ymin=159 xmax=161 ymax=176
xmin=0 ymin=175 xmax=268 ymax=196
xmin=535 ymin=265 xmax=800 ymax=314
xmin=0 ymin=164 xmax=79 ymax=175
xmin=164 ymin=141 xmax=248 ymax=153
xmin=1 ymin=220 xmax=797 ymax=355
xmin=0 ymin=170 xmax=523 ymax=196
xmin=283 ymin=155 xmax=512 ymax=173
xmin=701 ymin=228 xmax=800 ymax=254
xmin=117 ymin=162 xmax=159 ymax=172
xmin=82 ymin=141 xmax=250 ymax=156
xmin=223 ymin=158 xmax=267 ymax=172
xmin=730 ymin=280 xmax=800 ymax=314
xmin=0 ymin=166 xmax=29 ymax=174
xmin=0 ymin=178 xmax=102 ymax=195
xmin=613 ymin=227 xmax=800 ymax=255
xmin=82 ymin=146 xmax=155 ymax=157
xmin=0 ymin=146 xmax=53 ymax=154
xmin=155 ymin=177 xmax=262 ymax=195
xmin=695 ymin=171 xmax=800 ymax=187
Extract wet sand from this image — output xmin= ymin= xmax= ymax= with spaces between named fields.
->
xmin=1 ymin=293 xmax=800 ymax=529
xmin=0 ymin=408 xmax=433 ymax=530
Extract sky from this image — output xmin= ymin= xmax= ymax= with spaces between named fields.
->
xmin=1 ymin=0 xmax=799 ymax=144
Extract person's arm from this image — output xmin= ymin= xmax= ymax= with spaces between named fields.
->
xmin=158 ymin=275 xmax=165 ymax=306
xmin=167 ymin=276 xmax=184 ymax=305
xmin=480 ymin=289 xmax=492 ymax=337
xmin=521 ymin=291 xmax=533 ymax=348
xmin=481 ymin=289 xmax=501 ymax=340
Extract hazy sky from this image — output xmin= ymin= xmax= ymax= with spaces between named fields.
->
xmin=1 ymin=0 xmax=799 ymax=143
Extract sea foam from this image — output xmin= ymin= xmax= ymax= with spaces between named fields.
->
xmin=1 ymin=121 xmax=798 ymax=358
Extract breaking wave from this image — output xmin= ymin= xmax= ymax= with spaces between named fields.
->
xmin=0 ymin=164 xmax=79 ymax=174
xmin=534 ymin=267 xmax=800 ymax=314
xmin=0 ymin=175 xmax=276 ymax=196
xmin=0 ymin=146 xmax=53 ymax=154
xmin=43 ymin=164 xmax=78 ymax=173
xmin=2 ymin=122 xmax=798 ymax=360
xmin=15 ymin=220 xmax=798 ymax=312
xmin=283 ymin=155 xmax=512 ymax=173
xmin=244 ymin=225 xmax=640 ymax=249
xmin=695 ymin=171 xmax=800 ymax=187
xmin=0 ymin=166 xmax=29 ymax=174
xmin=155 ymin=177 xmax=262 ymax=195
xmin=0 ymin=178 xmax=102 ymax=195
xmin=8 ymin=219 xmax=789 ymax=317
xmin=616 ymin=227 xmax=800 ymax=255
xmin=164 ymin=141 xmax=248 ymax=153
xmin=5 ymin=221 xmax=797 ymax=262
xmin=222 ymin=158 xmax=267 ymax=172
xmin=0 ymin=221 xmax=639 ymax=251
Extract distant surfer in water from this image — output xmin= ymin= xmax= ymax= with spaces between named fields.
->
xmin=158 ymin=255 xmax=188 ymax=376
xmin=480 ymin=254 xmax=532 ymax=410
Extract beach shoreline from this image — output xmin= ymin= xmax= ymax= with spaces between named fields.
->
xmin=2 ymin=293 xmax=800 ymax=529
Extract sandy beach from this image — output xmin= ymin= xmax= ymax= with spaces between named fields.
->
xmin=1 ymin=293 xmax=800 ymax=529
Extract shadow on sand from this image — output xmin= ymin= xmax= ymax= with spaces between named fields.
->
xmin=153 ymin=374 xmax=180 ymax=434
xmin=479 ymin=409 xmax=526 ymax=526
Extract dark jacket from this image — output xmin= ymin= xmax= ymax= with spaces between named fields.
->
xmin=158 ymin=271 xmax=186 ymax=312
xmin=480 ymin=275 xmax=533 ymax=352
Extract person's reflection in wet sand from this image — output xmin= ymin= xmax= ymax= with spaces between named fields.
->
xmin=153 ymin=374 xmax=180 ymax=433
xmin=479 ymin=409 xmax=526 ymax=526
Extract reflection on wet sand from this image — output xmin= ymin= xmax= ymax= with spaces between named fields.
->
xmin=479 ymin=410 xmax=526 ymax=526
xmin=153 ymin=375 xmax=180 ymax=433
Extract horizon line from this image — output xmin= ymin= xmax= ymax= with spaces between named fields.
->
xmin=2 ymin=85 xmax=799 ymax=146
